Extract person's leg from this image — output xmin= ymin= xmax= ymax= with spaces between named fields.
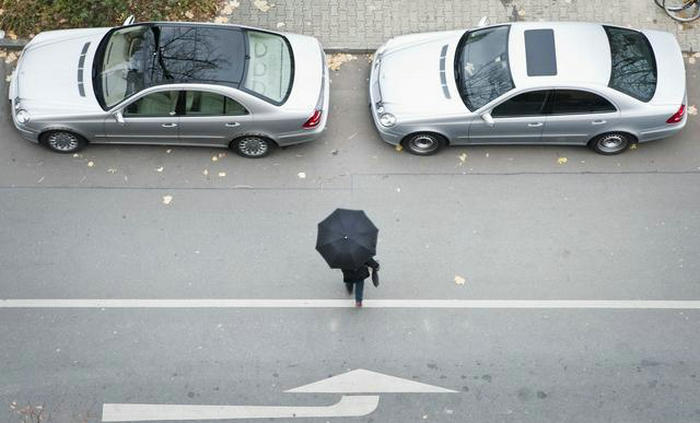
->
xmin=345 ymin=283 xmax=353 ymax=294
xmin=355 ymin=280 xmax=364 ymax=305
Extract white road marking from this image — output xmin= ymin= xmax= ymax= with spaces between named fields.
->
xmin=102 ymin=395 xmax=378 ymax=422
xmin=2 ymin=299 xmax=700 ymax=309
xmin=286 ymin=369 xmax=457 ymax=393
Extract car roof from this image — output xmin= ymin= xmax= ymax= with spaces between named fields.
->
xmin=506 ymin=22 xmax=612 ymax=90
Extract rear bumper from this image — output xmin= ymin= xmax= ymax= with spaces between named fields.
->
xmin=638 ymin=114 xmax=687 ymax=143
xmin=276 ymin=52 xmax=330 ymax=147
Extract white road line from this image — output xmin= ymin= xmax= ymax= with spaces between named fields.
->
xmin=102 ymin=395 xmax=379 ymax=422
xmin=2 ymin=299 xmax=700 ymax=309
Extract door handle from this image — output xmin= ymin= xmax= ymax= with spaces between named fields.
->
xmin=527 ymin=122 xmax=543 ymax=127
xmin=591 ymin=120 xmax=607 ymax=125
xmin=225 ymin=122 xmax=240 ymax=127
xmin=161 ymin=123 xmax=178 ymax=128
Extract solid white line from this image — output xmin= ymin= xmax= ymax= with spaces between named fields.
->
xmin=102 ymin=395 xmax=379 ymax=421
xmin=2 ymin=299 xmax=700 ymax=309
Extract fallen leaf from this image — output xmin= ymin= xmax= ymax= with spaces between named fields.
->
xmin=454 ymin=275 xmax=466 ymax=285
xmin=214 ymin=16 xmax=228 ymax=23
xmin=166 ymin=149 xmax=172 ymax=154
xmin=202 ymin=169 xmax=209 ymax=176
xmin=687 ymin=105 xmax=697 ymax=116
xmin=72 ymin=153 xmax=80 ymax=158
xmin=276 ymin=22 xmax=285 ymax=28
xmin=218 ymin=152 xmax=226 ymax=158
xmin=184 ymin=10 xmax=194 ymax=19
xmin=37 ymin=176 xmax=44 ymax=183
xmin=218 ymin=171 xmax=226 ymax=177
xmin=689 ymin=57 xmax=696 ymax=65
xmin=87 ymin=161 xmax=95 ymax=167
xmin=395 ymin=144 xmax=403 ymax=152
xmin=155 ymin=166 xmax=164 ymax=172
xmin=220 ymin=0 xmax=240 ymax=14
xmin=458 ymin=152 xmax=468 ymax=163
xmin=211 ymin=155 xmax=218 ymax=162
xmin=107 ymin=168 xmax=117 ymax=173
xmin=297 ymin=171 xmax=307 ymax=179
xmin=557 ymin=157 xmax=568 ymax=165
xmin=162 ymin=195 xmax=173 ymax=205
xmin=253 ymin=0 xmax=274 ymax=12
xmin=629 ymin=144 xmax=638 ymax=150
xmin=326 ymin=53 xmax=357 ymax=71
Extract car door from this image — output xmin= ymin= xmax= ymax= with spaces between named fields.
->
xmin=541 ymin=89 xmax=619 ymax=145
xmin=101 ymin=90 xmax=180 ymax=144
xmin=467 ymin=90 xmax=550 ymax=144
xmin=177 ymin=90 xmax=253 ymax=146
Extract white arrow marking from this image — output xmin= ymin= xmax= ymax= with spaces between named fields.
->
xmin=286 ymin=369 xmax=457 ymax=393
xmin=102 ymin=395 xmax=378 ymax=422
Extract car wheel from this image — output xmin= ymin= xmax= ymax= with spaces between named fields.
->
xmin=41 ymin=130 xmax=86 ymax=153
xmin=403 ymin=133 xmax=445 ymax=156
xmin=589 ymin=132 xmax=632 ymax=155
xmin=232 ymin=136 xmax=273 ymax=158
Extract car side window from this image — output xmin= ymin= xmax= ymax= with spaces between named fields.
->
xmin=124 ymin=91 xmax=178 ymax=117
xmin=491 ymin=90 xmax=549 ymax=118
xmin=551 ymin=90 xmax=617 ymax=115
xmin=185 ymin=91 xmax=248 ymax=116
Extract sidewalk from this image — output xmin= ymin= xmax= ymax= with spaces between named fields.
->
xmin=221 ymin=0 xmax=699 ymax=52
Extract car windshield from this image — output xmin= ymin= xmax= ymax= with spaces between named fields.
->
xmin=94 ymin=24 xmax=247 ymax=109
xmin=604 ymin=26 xmax=657 ymax=102
xmin=455 ymin=26 xmax=514 ymax=111
xmin=242 ymin=30 xmax=293 ymax=103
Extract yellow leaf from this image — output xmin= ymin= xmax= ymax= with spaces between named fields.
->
xmin=557 ymin=157 xmax=568 ymax=165
xmin=454 ymin=275 xmax=466 ymax=285
xmin=395 ymin=144 xmax=403 ymax=152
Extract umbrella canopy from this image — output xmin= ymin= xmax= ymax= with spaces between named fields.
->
xmin=316 ymin=208 xmax=378 ymax=269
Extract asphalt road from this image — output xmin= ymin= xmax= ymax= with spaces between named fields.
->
xmin=1 ymin=58 xmax=699 ymax=422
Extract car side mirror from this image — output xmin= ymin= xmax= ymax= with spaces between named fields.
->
xmin=481 ymin=112 xmax=495 ymax=127
xmin=113 ymin=110 xmax=125 ymax=125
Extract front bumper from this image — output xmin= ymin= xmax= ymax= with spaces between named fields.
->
xmin=10 ymin=98 xmax=40 ymax=143
xmin=368 ymin=50 xmax=403 ymax=145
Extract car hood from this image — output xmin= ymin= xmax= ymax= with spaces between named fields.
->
xmin=14 ymin=28 xmax=109 ymax=116
xmin=376 ymin=31 xmax=465 ymax=117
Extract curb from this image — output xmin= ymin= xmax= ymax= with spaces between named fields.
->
xmin=0 ymin=38 xmax=28 ymax=49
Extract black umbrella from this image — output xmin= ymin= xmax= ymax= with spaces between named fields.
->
xmin=316 ymin=208 xmax=378 ymax=269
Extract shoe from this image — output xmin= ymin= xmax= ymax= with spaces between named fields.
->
xmin=345 ymin=283 xmax=353 ymax=294
xmin=355 ymin=301 xmax=362 ymax=307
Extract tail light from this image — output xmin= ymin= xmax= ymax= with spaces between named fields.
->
xmin=666 ymin=104 xmax=685 ymax=124
xmin=302 ymin=109 xmax=322 ymax=129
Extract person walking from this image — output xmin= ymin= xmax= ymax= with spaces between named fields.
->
xmin=342 ymin=258 xmax=379 ymax=307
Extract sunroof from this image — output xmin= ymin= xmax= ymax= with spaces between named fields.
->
xmin=524 ymin=29 xmax=557 ymax=76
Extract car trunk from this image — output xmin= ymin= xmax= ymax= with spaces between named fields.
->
xmin=643 ymin=29 xmax=686 ymax=106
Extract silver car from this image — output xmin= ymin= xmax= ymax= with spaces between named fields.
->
xmin=9 ymin=20 xmax=329 ymax=158
xmin=369 ymin=22 xmax=687 ymax=155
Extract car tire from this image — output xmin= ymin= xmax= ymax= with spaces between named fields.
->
xmin=403 ymin=133 xmax=446 ymax=156
xmin=589 ymin=132 xmax=632 ymax=155
xmin=40 ymin=130 xmax=87 ymax=154
xmin=232 ymin=136 xmax=274 ymax=158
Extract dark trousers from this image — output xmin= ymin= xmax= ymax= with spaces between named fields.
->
xmin=354 ymin=280 xmax=364 ymax=303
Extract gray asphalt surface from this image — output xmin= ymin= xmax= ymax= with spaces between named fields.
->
xmin=1 ymin=58 xmax=699 ymax=422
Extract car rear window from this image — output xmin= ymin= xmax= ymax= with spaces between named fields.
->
xmin=242 ymin=30 xmax=293 ymax=104
xmin=604 ymin=26 xmax=657 ymax=102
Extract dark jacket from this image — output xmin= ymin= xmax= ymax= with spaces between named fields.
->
xmin=341 ymin=258 xmax=379 ymax=283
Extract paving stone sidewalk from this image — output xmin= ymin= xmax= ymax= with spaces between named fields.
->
xmin=221 ymin=0 xmax=699 ymax=52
